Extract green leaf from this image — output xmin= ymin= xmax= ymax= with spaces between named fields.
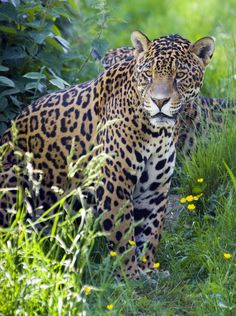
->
xmin=29 ymin=31 xmax=51 ymax=44
xmin=10 ymin=0 xmax=21 ymax=7
xmin=51 ymin=7 xmax=71 ymax=19
xmin=192 ymin=185 xmax=206 ymax=195
xmin=26 ymin=43 xmax=38 ymax=57
xmin=2 ymin=47 xmax=27 ymax=60
xmin=0 ymin=97 xmax=8 ymax=111
xmin=0 ymin=26 xmax=17 ymax=35
xmin=24 ymin=82 xmax=45 ymax=93
xmin=224 ymin=162 xmax=236 ymax=191
xmin=0 ymin=3 xmax=17 ymax=21
xmin=55 ymin=36 xmax=70 ymax=50
xmin=0 ymin=65 xmax=9 ymax=72
xmin=46 ymin=37 xmax=65 ymax=52
xmin=9 ymin=96 xmax=22 ymax=108
xmin=0 ymin=76 xmax=15 ymax=87
xmin=67 ymin=0 xmax=79 ymax=10
xmin=23 ymin=72 xmax=46 ymax=80
xmin=52 ymin=25 xmax=62 ymax=36
xmin=50 ymin=78 xmax=65 ymax=89
xmin=25 ymin=82 xmax=38 ymax=90
xmin=0 ymin=88 xmax=20 ymax=98
xmin=50 ymin=76 xmax=70 ymax=89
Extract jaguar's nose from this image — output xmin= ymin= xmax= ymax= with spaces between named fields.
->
xmin=151 ymin=97 xmax=171 ymax=109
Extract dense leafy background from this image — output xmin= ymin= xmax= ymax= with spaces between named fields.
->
xmin=0 ymin=0 xmax=109 ymax=134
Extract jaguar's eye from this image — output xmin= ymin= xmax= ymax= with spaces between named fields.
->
xmin=144 ymin=70 xmax=152 ymax=84
xmin=176 ymin=71 xmax=185 ymax=80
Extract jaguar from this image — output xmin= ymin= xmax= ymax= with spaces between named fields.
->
xmin=101 ymin=46 xmax=236 ymax=154
xmin=0 ymin=31 xmax=214 ymax=278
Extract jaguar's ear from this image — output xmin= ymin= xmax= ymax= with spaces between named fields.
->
xmin=131 ymin=31 xmax=150 ymax=57
xmin=190 ymin=36 xmax=215 ymax=67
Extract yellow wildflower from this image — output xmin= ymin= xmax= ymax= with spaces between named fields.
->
xmin=128 ymin=240 xmax=136 ymax=246
xmin=187 ymin=204 xmax=196 ymax=211
xmin=193 ymin=196 xmax=199 ymax=201
xmin=141 ymin=256 xmax=147 ymax=263
xmin=223 ymin=253 xmax=232 ymax=259
xmin=153 ymin=262 xmax=160 ymax=269
xmin=107 ymin=304 xmax=114 ymax=311
xmin=84 ymin=287 xmax=92 ymax=294
xmin=197 ymin=178 xmax=204 ymax=183
xmin=186 ymin=195 xmax=194 ymax=202
xmin=179 ymin=197 xmax=187 ymax=204
xmin=110 ymin=251 xmax=117 ymax=257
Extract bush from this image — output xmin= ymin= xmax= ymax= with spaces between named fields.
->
xmin=0 ymin=0 xmax=110 ymax=135
xmin=0 ymin=0 xmax=78 ymax=134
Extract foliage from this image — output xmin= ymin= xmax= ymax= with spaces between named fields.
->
xmin=0 ymin=0 xmax=109 ymax=135
xmin=178 ymin=115 xmax=236 ymax=200
xmin=0 ymin=133 xmax=111 ymax=315
xmin=70 ymin=0 xmax=110 ymax=82
xmin=1 ymin=119 xmax=236 ymax=314
xmin=0 ymin=0 xmax=75 ymax=134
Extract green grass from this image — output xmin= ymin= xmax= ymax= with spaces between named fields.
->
xmin=1 ymin=143 xmax=236 ymax=315
xmin=1 ymin=0 xmax=236 ymax=315
xmin=177 ymin=115 xmax=236 ymax=200
xmin=1 ymin=120 xmax=236 ymax=316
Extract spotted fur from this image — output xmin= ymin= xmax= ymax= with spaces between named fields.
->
xmin=102 ymin=46 xmax=236 ymax=154
xmin=0 ymin=32 xmax=214 ymax=278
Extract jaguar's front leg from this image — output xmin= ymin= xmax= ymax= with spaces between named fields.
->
xmin=133 ymin=147 xmax=176 ymax=271
xmin=96 ymin=158 xmax=141 ymax=279
xmin=134 ymin=187 xmax=169 ymax=271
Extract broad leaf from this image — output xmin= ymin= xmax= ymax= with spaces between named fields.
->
xmin=0 ymin=76 xmax=15 ymax=87
xmin=50 ymin=78 xmax=65 ymax=89
xmin=0 ymin=65 xmax=9 ymax=72
xmin=30 ymin=31 xmax=51 ymax=44
xmin=46 ymin=37 xmax=65 ymax=52
xmin=0 ymin=3 xmax=17 ymax=21
xmin=25 ymin=82 xmax=39 ymax=90
xmin=0 ymin=97 xmax=8 ymax=111
xmin=9 ymin=96 xmax=22 ymax=108
xmin=2 ymin=47 xmax=27 ymax=60
xmin=55 ymin=36 xmax=70 ymax=50
xmin=23 ymin=72 xmax=46 ymax=80
xmin=0 ymin=88 xmax=20 ymax=98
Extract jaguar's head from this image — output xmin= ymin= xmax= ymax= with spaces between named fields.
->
xmin=132 ymin=31 xmax=215 ymax=126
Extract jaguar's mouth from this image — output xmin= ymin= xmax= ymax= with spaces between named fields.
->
xmin=149 ymin=112 xmax=177 ymax=126
xmin=151 ymin=113 xmax=174 ymax=120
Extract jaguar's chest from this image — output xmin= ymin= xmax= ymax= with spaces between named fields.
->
xmin=133 ymin=125 xmax=176 ymax=193
xmin=141 ymin=125 xmax=175 ymax=160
